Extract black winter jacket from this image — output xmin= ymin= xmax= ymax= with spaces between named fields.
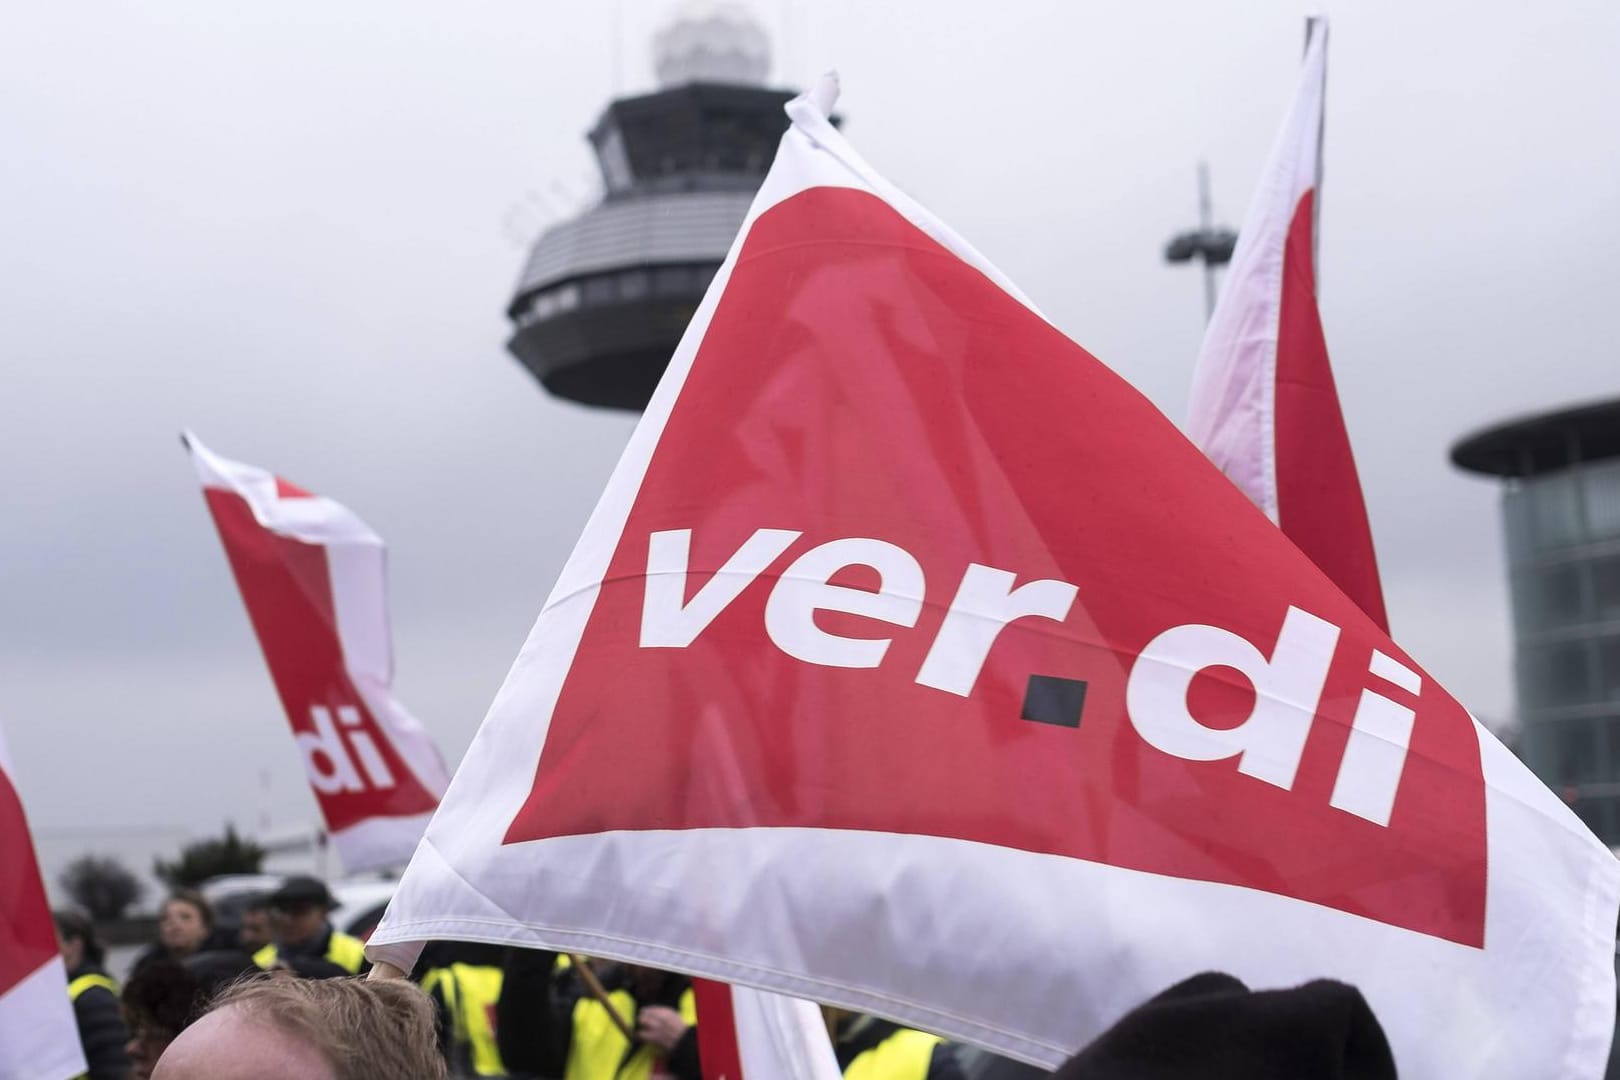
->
xmin=1053 ymin=972 xmax=1396 ymax=1080
xmin=66 ymin=964 xmax=130 ymax=1080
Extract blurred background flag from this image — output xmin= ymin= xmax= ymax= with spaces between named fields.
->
xmin=183 ymin=433 xmax=450 ymax=873
xmin=694 ymin=978 xmax=841 ymax=1080
xmin=1184 ymin=18 xmax=1389 ymax=631
xmin=0 ymin=719 xmax=86 ymax=1080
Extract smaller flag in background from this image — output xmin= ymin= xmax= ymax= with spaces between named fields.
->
xmin=184 ymin=433 xmax=450 ymax=873
xmin=1185 ymin=18 xmax=1389 ymax=631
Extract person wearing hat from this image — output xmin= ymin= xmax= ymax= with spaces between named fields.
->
xmin=253 ymin=876 xmax=369 ymax=976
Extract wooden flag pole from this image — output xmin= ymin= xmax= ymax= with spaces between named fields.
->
xmin=572 ymin=956 xmax=637 ymax=1043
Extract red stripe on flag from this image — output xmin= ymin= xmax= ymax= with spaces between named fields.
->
xmin=693 ymin=978 xmax=745 ymax=1080
xmin=1274 ymin=190 xmax=1389 ymax=632
xmin=0 ymin=766 xmax=58 ymax=997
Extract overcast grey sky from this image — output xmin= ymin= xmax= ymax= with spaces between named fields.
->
xmin=3 ymin=1 xmax=1616 ymax=870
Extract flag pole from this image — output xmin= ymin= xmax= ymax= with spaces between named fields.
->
xmin=1197 ymin=161 xmax=1217 ymax=321
xmin=572 ymin=956 xmax=638 ymax=1043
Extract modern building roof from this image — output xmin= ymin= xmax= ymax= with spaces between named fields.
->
xmin=1452 ymin=396 xmax=1620 ymax=479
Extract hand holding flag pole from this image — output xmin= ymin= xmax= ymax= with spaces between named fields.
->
xmin=571 ymin=956 xmax=638 ymax=1043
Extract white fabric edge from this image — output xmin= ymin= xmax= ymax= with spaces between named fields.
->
xmin=182 ymin=430 xmax=381 ymax=547
xmin=0 ymin=958 xmax=87 ymax=1080
xmin=732 ymin=983 xmax=843 ymax=1080
xmin=371 ymin=720 xmax=1620 ymax=1076
xmin=1183 ymin=20 xmax=1329 ymax=523
xmin=330 ymin=810 xmax=439 ymax=876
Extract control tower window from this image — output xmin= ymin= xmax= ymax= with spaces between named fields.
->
xmin=1586 ymin=460 xmax=1620 ymax=540
xmin=598 ymin=124 xmax=633 ymax=194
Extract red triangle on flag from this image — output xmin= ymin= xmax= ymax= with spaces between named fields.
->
xmin=275 ymin=476 xmax=315 ymax=500
xmin=503 ymin=185 xmax=1487 ymax=948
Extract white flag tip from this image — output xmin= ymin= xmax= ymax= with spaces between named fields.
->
xmin=807 ymin=71 xmax=840 ymax=118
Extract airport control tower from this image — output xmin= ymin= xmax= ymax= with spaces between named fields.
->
xmin=505 ymin=5 xmax=795 ymax=410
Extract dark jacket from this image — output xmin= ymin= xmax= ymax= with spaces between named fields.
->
xmin=66 ymin=964 xmax=130 ymax=1080
xmin=497 ymin=948 xmax=701 ymax=1080
xmin=416 ymin=940 xmax=508 ymax=1074
xmin=129 ymin=926 xmax=238 ymax=979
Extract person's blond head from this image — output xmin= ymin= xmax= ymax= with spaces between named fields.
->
xmin=152 ymin=975 xmax=446 ymax=1080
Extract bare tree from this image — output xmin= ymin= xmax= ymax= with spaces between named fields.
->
xmin=59 ymin=854 xmax=144 ymax=921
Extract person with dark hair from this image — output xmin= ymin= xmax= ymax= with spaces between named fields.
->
xmin=182 ymin=946 xmax=261 ymax=1002
xmin=121 ymin=959 xmax=206 ymax=1080
xmin=132 ymin=890 xmax=218 ymax=976
xmin=254 ymin=876 xmax=368 ymax=976
xmin=53 ymin=909 xmax=131 ymax=1080
xmin=237 ymin=895 xmax=273 ymax=955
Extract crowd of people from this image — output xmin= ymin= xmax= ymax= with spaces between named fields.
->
xmin=55 ymin=876 xmax=379 ymax=1079
xmin=51 ymin=873 xmax=1398 ymax=1079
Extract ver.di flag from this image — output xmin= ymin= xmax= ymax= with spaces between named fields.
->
xmin=1186 ymin=19 xmax=1388 ymax=631
xmin=367 ymin=77 xmax=1619 ymax=1076
xmin=184 ymin=434 xmax=450 ymax=873
xmin=0 ymin=719 xmax=86 ymax=1080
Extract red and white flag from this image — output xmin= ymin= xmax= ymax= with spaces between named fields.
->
xmin=1186 ymin=19 xmax=1388 ymax=630
xmin=0 ymin=721 xmax=86 ymax=1080
xmin=367 ymin=77 xmax=1619 ymax=1076
xmin=185 ymin=434 xmax=449 ymax=873
xmin=694 ymin=979 xmax=840 ymax=1080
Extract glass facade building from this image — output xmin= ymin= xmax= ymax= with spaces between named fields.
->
xmin=1454 ymin=399 xmax=1620 ymax=844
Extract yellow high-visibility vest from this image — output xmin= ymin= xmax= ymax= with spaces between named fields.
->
xmin=67 ymin=974 xmax=122 ymax=1080
xmin=843 ymin=1028 xmax=942 ymax=1080
xmin=67 ymin=973 xmax=119 ymax=1002
xmin=565 ymin=986 xmax=696 ymax=1080
xmin=423 ymin=963 xmax=506 ymax=1077
xmin=253 ymin=930 xmax=367 ymax=974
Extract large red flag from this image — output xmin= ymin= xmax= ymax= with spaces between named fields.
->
xmin=1185 ymin=19 xmax=1388 ymax=630
xmin=367 ymin=77 xmax=1618 ymax=1076
xmin=0 ymin=721 xmax=86 ymax=1080
xmin=185 ymin=434 xmax=450 ymax=873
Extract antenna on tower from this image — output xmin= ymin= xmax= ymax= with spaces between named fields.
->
xmin=1163 ymin=161 xmax=1238 ymax=322
xmin=611 ymin=0 xmax=625 ymax=95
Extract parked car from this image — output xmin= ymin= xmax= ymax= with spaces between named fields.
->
xmin=327 ymin=877 xmax=397 ymax=941
xmin=198 ymin=873 xmax=282 ymax=933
